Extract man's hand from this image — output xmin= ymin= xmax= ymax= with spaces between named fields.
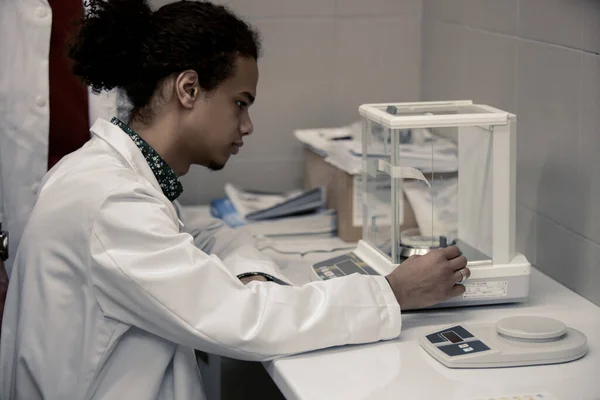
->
xmin=385 ymin=246 xmax=470 ymax=310
xmin=240 ymin=275 xmax=268 ymax=285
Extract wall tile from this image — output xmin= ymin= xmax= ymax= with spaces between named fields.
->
xmin=241 ymin=19 xmax=336 ymax=158
xmin=515 ymin=41 xmax=581 ymax=230
xmin=423 ymin=0 xmax=518 ymax=34
xmin=581 ymin=0 xmax=600 ymax=54
xmin=423 ymin=0 xmax=464 ymax=24
xmin=461 ymin=29 xmax=517 ymax=113
xmin=421 ymin=21 xmax=466 ymax=102
xmin=336 ymin=0 xmax=421 ymax=17
xmin=216 ymin=0 xmax=335 ymax=18
xmin=460 ymin=0 xmax=518 ymax=35
xmin=518 ymin=0 xmax=583 ymax=49
xmin=577 ymin=54 xmax=600 ymax=243
xmin=536 ymin=214 xmax=600 ymax=307
xmin=333 ymin=17 xmax=421 ymax=125
xmin=516 ymin=203 xmax=537 ymax=266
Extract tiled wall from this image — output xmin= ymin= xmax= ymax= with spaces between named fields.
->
xmin=149 ymin=0 xmax=422 ymax=204
xmin=422 ymin=0 xmax=600 ymax=305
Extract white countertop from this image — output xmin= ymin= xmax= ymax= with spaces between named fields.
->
xmin=261 ymin=242 xmax=600 ymax=400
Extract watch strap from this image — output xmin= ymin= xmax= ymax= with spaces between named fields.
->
xmin=236 ymin=272 xmax=290 ymax=286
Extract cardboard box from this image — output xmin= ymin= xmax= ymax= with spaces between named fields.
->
xmin=302 ymin=148 xmax=416 ymax=242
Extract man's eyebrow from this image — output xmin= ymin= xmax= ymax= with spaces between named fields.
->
xmin=241 ymin=91 xmax=255 ymax=104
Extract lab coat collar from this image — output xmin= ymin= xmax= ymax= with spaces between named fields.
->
xmin=110 ymin=117 xmax=183 ymax=201
xmin=90 ymin=118 xmax=164 ymax=196
xmin=90 ymin=118 xmax=185 ymax=231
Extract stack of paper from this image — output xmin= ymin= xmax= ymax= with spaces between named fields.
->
xmin=223 ymin=183 xmax=326 ymax=220
xmin=243 ymin=210 xmax=336 ymax=238
xmin=293 ymin=122 xmax=361 ymax=157
xmin=210 ymin=183 xmax=336 ymax=238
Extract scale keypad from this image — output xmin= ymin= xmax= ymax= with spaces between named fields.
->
xmin=426 ymin=325 xmax=490 ymax=357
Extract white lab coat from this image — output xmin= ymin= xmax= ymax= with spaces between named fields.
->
xmin=0 ymin=118 xmax=402 ymax=399
xmin=0 ymin=0 xmax=118 ymax=275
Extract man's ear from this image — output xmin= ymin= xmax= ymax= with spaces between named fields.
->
xmin=175 ymin=70 xmax=200 ymax=109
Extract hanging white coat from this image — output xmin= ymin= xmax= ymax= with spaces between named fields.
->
xmin=0 ymin=0 xmax=118 ymax=276
xmin=0 ymin=118 xmax=402 ymax=399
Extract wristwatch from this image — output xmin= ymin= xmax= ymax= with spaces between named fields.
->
xmin=0 ymin=223 xmax=8 ymax=262
xmin=236 ymin=272 xmax=290 ymax=286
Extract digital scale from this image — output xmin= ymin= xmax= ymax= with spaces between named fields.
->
xmin=420 ymin=316 xmax=587 ymax=368
xmin=313 ymin=101 xmax=531 ymax=309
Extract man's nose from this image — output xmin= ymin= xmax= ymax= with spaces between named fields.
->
xmin=241 ymin=115 xmax=253 ymax=136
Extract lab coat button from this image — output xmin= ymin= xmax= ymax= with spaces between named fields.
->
xmin=35 ymin=7 xmax=49 ymax=19
xmin=35 ymin=96 xmax=47 ymax=108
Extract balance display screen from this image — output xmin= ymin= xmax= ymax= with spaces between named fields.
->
xmin=441 ymin=331 xmax=463 ymax=343
xmin=337 ymin=260 xmax=364 ymax=275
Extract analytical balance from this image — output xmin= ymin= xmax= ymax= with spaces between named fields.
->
xmin=420 ymin=316 xmax=587 ymax=368
xmin=312 ymin=100 xmax=531 ymax=308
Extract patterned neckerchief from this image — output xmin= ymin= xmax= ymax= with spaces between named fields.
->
xmin=111 ymin=117 xmax=183 ymax=201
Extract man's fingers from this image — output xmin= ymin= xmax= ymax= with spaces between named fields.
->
xmin=449 ymin=255 xmax=468 ymax=271
xmin=440 ymin=245 xmax=461 ymax=260
xmin=452 ymin=267 xmax=471 ymax=283
xmin=449 ymin=283 xmax=466 ymax=298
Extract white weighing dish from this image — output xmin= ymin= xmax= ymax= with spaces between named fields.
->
xmin=420 ymin=316 xmax=588 ymax=368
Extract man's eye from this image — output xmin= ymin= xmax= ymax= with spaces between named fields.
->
xmin=236 ymin=101 xmax=248 ymax=110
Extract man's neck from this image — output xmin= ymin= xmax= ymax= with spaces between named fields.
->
xmin=129 ymin=116 xmax=190 ymax=176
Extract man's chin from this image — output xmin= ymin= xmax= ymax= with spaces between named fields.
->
xmin=207 ymin=161 xmax=226 ymax=171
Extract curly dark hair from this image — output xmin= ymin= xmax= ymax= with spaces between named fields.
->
xmin=69 ymin=0 xmax=261 ymax=121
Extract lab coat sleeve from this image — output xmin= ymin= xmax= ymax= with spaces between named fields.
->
xmin=173 ymin=200 xmax=255 ymax=259
xmin=90 ymin=183 xmax=402 ymax=362
xmin=172 ymin=201 xmax=288 ymax=282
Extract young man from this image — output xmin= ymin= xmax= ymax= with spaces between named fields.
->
xmin=0 ymin=1 xmax=469 ymax=399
